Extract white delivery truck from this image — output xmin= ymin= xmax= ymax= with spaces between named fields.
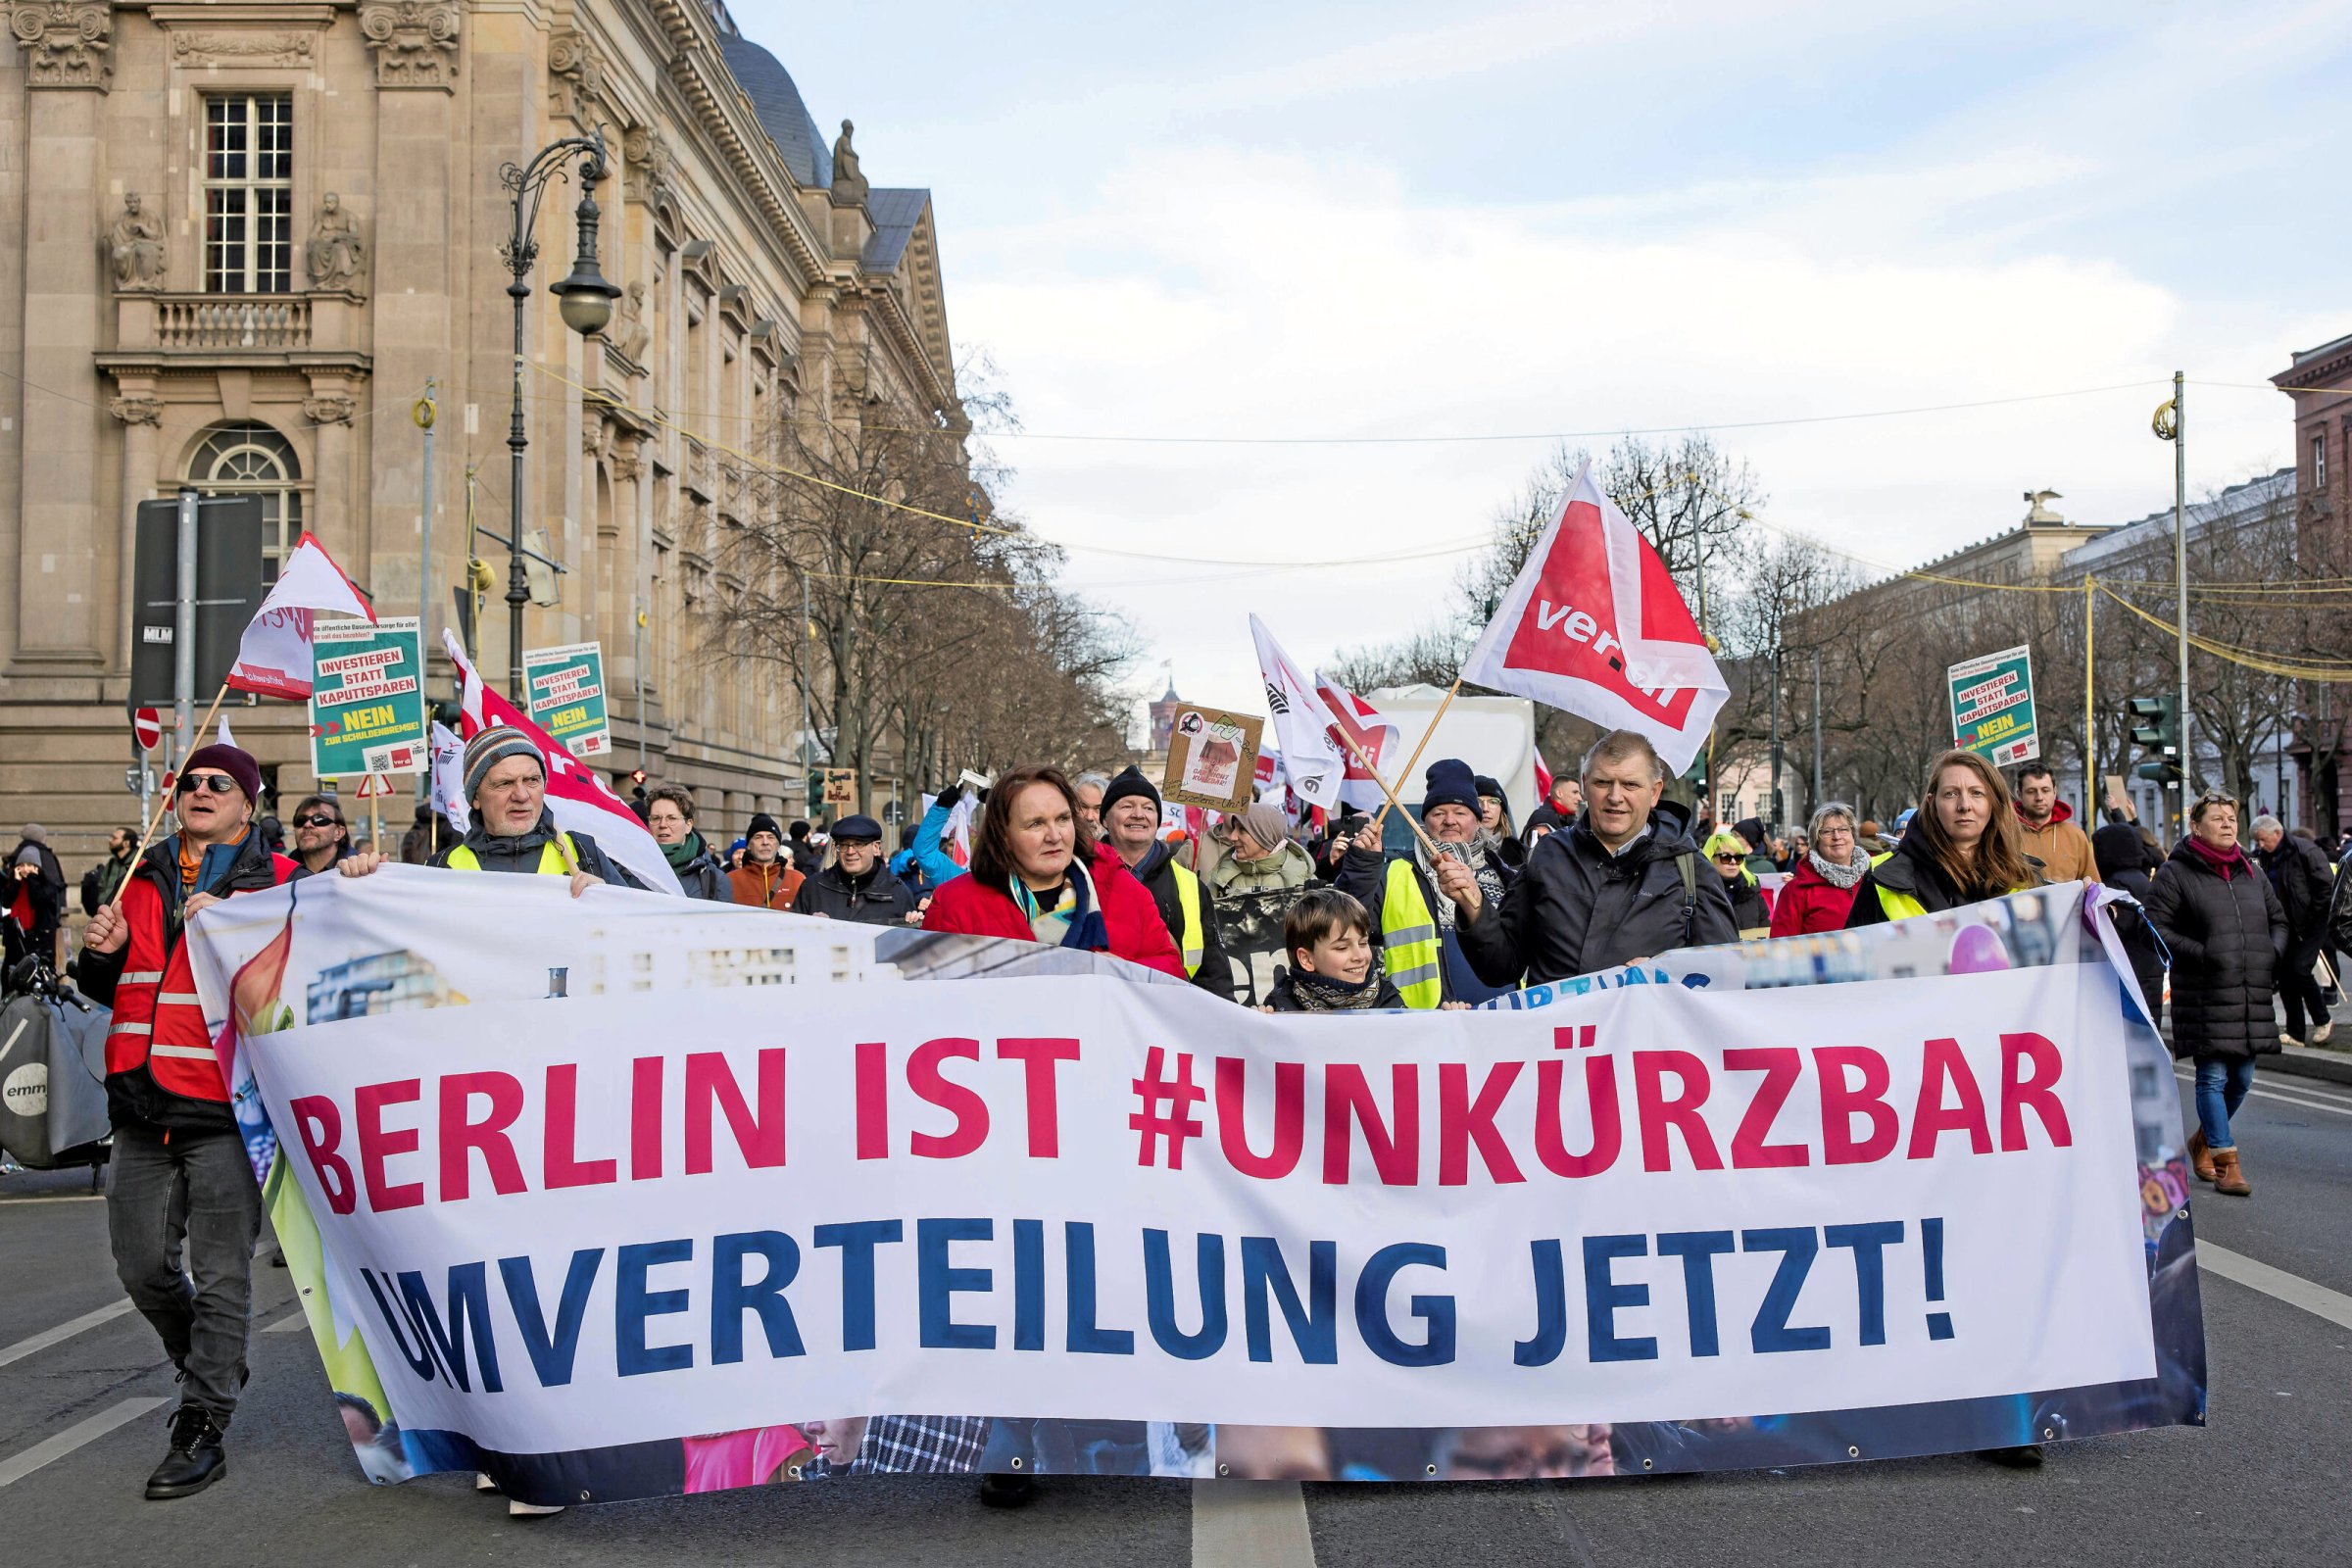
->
xmin=1364 ymin=684 xmax=1541 ymax=845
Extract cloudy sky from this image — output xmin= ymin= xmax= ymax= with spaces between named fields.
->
xmin=736 ymin=0 xmax=2351 ymax=729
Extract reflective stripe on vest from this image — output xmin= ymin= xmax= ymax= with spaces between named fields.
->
xmin=1169 ymin=863 xmax=1205 ymax=976
xmin=1867 ymin=849 xmax=1928 ymax=922
xmin=101 ymin=869 xmax=237 ymax=1105
xmin=447 ymin=834 xmax=580 ymax=876
xmin=1379 ymin=859 xmax=1446 ymax=1010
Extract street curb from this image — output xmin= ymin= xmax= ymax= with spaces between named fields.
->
xmin=2267 ymin=1045 xmax=2352 ymax=1087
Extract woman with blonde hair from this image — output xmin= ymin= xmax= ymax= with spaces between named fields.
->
xmin=1846 ymin=750 xmax=2039 ymax=927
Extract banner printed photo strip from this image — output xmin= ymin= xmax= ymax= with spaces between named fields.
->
xmin=184 ymin=874 xmax=2202 ymax=1503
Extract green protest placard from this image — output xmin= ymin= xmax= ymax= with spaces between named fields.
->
xmin=522 ymin=641 xmax=612 ymax=760
xmin=309 ymin=615 xmax=426 ymax=779
xmin=1947 ymin=644 xmax=2039 ymax=767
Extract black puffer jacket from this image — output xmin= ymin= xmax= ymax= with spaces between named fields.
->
xmin=2091 ymin=822 xmax=2168 ymax=1024
xmin=2144 ymin=838 xmax=2286 ymax=1061
xmin=1453 ymin=801 xmax=1738 ymax=986
xmin=428 ymin=812 xmax=644 ymax=889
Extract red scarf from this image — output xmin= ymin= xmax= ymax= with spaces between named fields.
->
xmin=2181 ymin=833 xmax=2248 ymax=880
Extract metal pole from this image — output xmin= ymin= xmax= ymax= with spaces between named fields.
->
xmin=1767 ymin=647 xmax=1783 ymax=831
xmin=172 ymin=486 xmax=199 ymax=760
xmin=633 ymin=590 xmax=648 ymax=777
xmin=1810 ymin=649 xmax=1823 ymax=813
xmin=2083 ymin=576 xmax=2094 ymax=815
xmin=507 ymin=275 xmax=531 ymax=702
xmin=2173 ymin=369 xmax=2191 ymax=824
xmin=416 ymin=379 xmax=436 ymax=804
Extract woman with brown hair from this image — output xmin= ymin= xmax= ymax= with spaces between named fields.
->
xmin=918 ymin=764 xmax=1183 ymax=976
xmin=1846 ymin=750 xmax=2040 ymax=927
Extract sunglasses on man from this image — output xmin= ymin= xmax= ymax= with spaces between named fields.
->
xmin=293 ymin=812 xmax=342 ymax=830
xmin=175 ymin=772 xmax=241 ymax=797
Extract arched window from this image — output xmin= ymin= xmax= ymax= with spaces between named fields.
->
xmin=188 ymin=422 xmax=304 ymax=581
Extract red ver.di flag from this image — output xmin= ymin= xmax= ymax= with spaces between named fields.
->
xmin=1460 ymin=462 xmax=1727 ymax=770
xmin=1314 ymin=676 xmax=1402 ymax=813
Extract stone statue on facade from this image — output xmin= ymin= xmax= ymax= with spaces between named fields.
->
xmin=830 ymin=119 xmax=868 ymax=203
xmin=304 ymin=192 xmax=368 ymax=293
xmin=612 ymin=279 xmax=653 ymax=366
xmin=107 ymin=192 xmax=165 ymax=291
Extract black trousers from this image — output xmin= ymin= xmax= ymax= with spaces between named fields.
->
xmin=107 ymin=1122 xmax=262 ymax=1422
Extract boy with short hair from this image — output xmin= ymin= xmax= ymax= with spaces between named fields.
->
xmin=1264 ymin=888 xmax=1407 ymax=1012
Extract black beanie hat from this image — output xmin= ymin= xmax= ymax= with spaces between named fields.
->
xmin=747 ymin=811 xmax=783 ymax=840
xmin=1100 ymin=764 xmax=1161 ymax=816
xmin=1421 ymin=759 xmax=1481 ymax=818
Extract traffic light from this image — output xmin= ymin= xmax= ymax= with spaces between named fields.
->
xmin=2126 ymin=696 xmax=2181 ymax=787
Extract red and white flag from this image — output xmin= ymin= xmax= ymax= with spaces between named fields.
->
xmin=441 ymin=628 xmax=685 ymax=896
xmin=1312 ymin=676 xmax=1401 ymax=813
xmin=1248 ymin=614 xmax=1348 ymax=811
xmin=1459 ymin=461 xmax=1726 ymax=771
xmin=225 ymin=532 xmax=374 ymax=701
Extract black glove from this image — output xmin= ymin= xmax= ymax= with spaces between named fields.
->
xmin=933 ymin=782 xmax=965 ymax=810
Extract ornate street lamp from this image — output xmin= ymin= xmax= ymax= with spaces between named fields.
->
xmin=495 ymin=130 xmax=622 ymax=699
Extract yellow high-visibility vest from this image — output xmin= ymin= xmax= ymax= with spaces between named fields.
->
xmin=447 ymin=833 xmax=580 ymax=876
xmin=1169 ymin=862 xmax=1205 ymax=976
xmin=1379 ymin=858 xmax=1446 ymax=1010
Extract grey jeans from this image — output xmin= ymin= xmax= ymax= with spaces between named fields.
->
xmin=107 ymin=1122 xmax=261 ymax=1422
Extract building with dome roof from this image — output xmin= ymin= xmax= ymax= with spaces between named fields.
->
xmin=0 ymin=0 xmax=966 ymax=861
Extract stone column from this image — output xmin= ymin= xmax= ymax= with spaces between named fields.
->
xmin=304 ymin=386 xmax=358 ymax=554
xmin=108 ymin=390 xmax=163 ymax=667
xmin=11 ymin=3 xmax=114 ymax=675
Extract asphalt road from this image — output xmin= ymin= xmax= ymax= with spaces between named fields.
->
xmin=2 ymin=1068 xmax=2346 ymax=1568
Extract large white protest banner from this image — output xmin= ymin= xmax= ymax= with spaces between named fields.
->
xmin=183 ymin=872 xmax=2202 ymax=1501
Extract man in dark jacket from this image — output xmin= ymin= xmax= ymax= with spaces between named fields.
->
xmin=339 ymin=726 xmax=642 ymax=894
xmin=79 ymin=825 xmax=137 ymax=916
xmin=1097 ymin=766 xmax=1231 ymax=997
xmin=791 ymin=814 xmax=917 ymax=925
xmin=1337 ymin=758 xmax=1524 ymax=1006
xmin=2252 ymin=814 xmax=2332 ymax=1045
xmin=787 ymin=819 xmax=823 ymax=878
xmin=645 ymin=785 xmax=733 ymax=902
xmin=1446 ymin=730 xmax=1738 ymax=988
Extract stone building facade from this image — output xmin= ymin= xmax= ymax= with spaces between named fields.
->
xmin=0 ymin=1 xmax=960 ymax=864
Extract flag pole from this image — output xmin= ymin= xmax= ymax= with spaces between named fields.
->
xmin=114 ymin=680 xmax=234 ymax=911
xmin=1334 ymin=722 xmax=1442 ymax=858
xmin=1371 ymin=674 xmax=1465 ymax=833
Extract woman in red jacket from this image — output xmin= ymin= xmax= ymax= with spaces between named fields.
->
xmin=1769 ymin=802 xmax=1873 ymax=936
xmin=919 ymin=764 xmax=1184 ymax=977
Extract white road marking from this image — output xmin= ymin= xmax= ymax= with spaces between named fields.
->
xmin=0 ymin=1195 xmax=103 ymax=1205
xmin=2197 ymin=1243 xmax=2352 ymax=1331
xmin=265 ymin=1306 xmax=310 ymax=1334
xmin=2172 ymin=1069 xmax=2352 ymax=1118
xmin=0 ymin=1397 xmax=169 ymax=1488
xmin=1193 ymin=1479 xmax=1317 ymax=1568
xmin=0 ymin=1299 xmax=133 ymax=1369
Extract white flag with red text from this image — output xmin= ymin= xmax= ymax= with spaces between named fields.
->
xmin=225 ymin=532 xmax=374 ymax=701
xmin=441 ymin=628 xmax=684 ymax=896
xmin=1459 ymin=461 xmax=1726 ymax=771
xmin=1248 ymin=615 xmax=1348 ymax=810
xmin=1312 ymin=676 xmax=1401 ymax=813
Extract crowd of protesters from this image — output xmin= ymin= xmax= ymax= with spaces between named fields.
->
xmin=15 ymin=711 xmax=2352 ymax=1505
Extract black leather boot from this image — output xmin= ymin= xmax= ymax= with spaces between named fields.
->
xmin=145 ymin=1406 xmax=227 ymax=1499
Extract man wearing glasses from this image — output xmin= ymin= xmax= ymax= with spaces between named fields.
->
xmin=77 ymin=742 xmax=297 ymax=1500
xmin=284 ymin=795 xmax=352 ymax=879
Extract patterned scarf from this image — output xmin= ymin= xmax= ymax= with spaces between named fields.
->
xmin=1416 ymin=835 xmax=1505 ymax=931
xmin=1808 ymin=846 xmax=1870 ymax=890
xmin=1012 ymin=859 xmax=1110 ymax=951
xmin=1286 ymin=967 xmax=1389 ymax=1011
